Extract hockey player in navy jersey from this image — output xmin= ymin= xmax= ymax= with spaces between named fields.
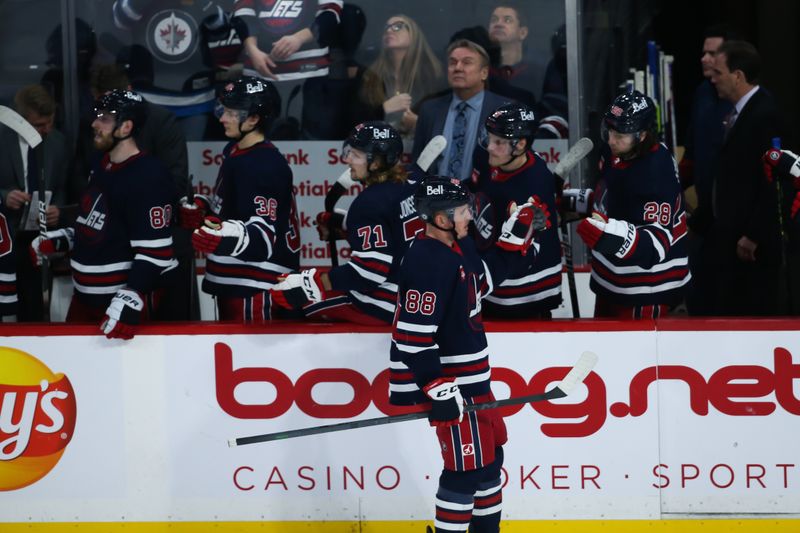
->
xmin=186 ymin=77 xmax=300 ymax=322
xmin=270 ymin=121 xmax=423 ymax=324
xmin=391 ymin=176 xmax=550 ymax=533
xmin=474 ymin=102 xmax=562 ymax=318
xmin=30 ymin=89 xmax=178 ymax=338
xmin=0 ymin=198 xmax=17 ymax=320
xmin=577 ymin=91 xmax=690 ymax=319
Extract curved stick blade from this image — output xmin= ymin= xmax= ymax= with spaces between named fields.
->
xmin=555 ymin=350 xmax=598 ymax=395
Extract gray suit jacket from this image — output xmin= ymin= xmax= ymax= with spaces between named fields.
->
xmin=412 ymin=89 xmax=511 ymax=177
xmin=0 ymin=123 xmax=71 ymax=231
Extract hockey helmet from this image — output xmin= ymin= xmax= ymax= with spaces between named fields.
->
xmin=343 ymin=121 xmax=403 ymax=169
xmin=484 ymin=102 xmax=537 ymax=144
xmin=602 ymin=90 xmax=656 ymax=136
xmin=93 ymin=89 xmax=147 ymax=135
xmin=217 ymin=76 xmax=275 ymax=122
xmin=414 ymin=175 xmax=474 ymax=223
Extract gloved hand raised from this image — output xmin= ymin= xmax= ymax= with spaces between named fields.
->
xmin=177 ymin=195 xmax=211 ymax=230
xmin=577 ymin=211 xmax=638 ymax=259
xmin=29 ymin=228 xmax=74 ymax=266
xmin=423 ymin=377 xmax=464 ymax=428
xmin=101 ymin=289 xmax=143 ymax=340
xmin=496 ymin=195 xmax=551 ymax=255
xmin=270 ymin=268 xmax=327 ymax=309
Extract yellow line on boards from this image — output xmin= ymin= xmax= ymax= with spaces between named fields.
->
xmin=2 ymin=520 xmax=800 ymax=532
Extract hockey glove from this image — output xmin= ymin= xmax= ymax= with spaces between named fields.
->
xmin=177 ymin=195 xmax=211 ymax=230
xmin=101 ymin=289 xmax=144 ymax=340
xmin=270 ymin=268 xmax=327 ymax=309
xmin=763 ymin=149 xmax=800 ymax=186
xmin=315 ymin=211 xmax=346 ymax=241
xmin=29 ymin=228 xmax=74 ymax=266
xmin=423 ymin=377 xmax=464 ymax=428
xmin=560 ymin=188 xmax=595 ymax=217
xmin=496 ymin=196 xmax=551 ymax=255
xmin=577 ymin=212 xmax=639 ymax=259
xmin=192 ymin=216 xmax=249 ymax=256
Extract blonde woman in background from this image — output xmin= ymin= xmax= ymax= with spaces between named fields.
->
xmin=353 ymin=14 xmax=443 ymax=151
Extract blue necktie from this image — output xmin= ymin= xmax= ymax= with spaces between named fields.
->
xmin=26 ymin=145 xmax=38 ymax=194
xmin=447 ymin=101 xmax=468 ymax=179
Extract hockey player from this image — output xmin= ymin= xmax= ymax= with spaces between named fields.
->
xmin=186 ymin=77 xmax=300 ymax=322
xmin=391 ymin=176 xmax=550 ymax=533
xmin=0 ymin=197 xmax=17 ymax=320
xmin=270 ymin=122 xmax=422 ymax=324
xmin=577 ymin=90 xmax=690 ymax=318
xmin=474 ymin=102 xmax=561 ymax=318
xmin=763 ymin=148 xmax=800 ymax=220
xmin=30 ymin=89 xmax=178 ymax=338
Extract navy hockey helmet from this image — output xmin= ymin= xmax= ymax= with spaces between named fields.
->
xmin=218 ymin=76 xmax=275 ymax=122
xmin=602 ymin=90 xmax=656 ymax=135
xmin=414 ymin=175 xmax=473 ymax=223
xmin=93 ymin=89 xmax=147 ymax=135
xmin=485 ymin=102 xmax=537 ymax=144
xmin=343 ymin=121 xmax=403 ymax=169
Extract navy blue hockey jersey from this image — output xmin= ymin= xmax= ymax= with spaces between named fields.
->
xmin=474 ymin=151 xmax=562 ymax=313
xmin=0 ymin=201 xmax=16 ymax=316
xmin=72 ymin=152 xmax=178 ymax=308
xmin=202 ymin=140 xmax=300 ymax=297
xmin=390 ymin=235 xmax=522 ymax=406
xmin=589 ymin=143 xmax=690 ymax=305
xmin=321 ymin=179 xmax=423 ymax=323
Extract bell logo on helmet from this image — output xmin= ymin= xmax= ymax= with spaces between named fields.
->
xmin=631 ymin=99 xmax=649 ymax=113
xmin=426 ymin=185 xmax=444 ymax=196
xmin=123 ymin=91 xmax=142 ymax=102
xmin=520 ymin=110 xmax=535 ymax=121
xmin=610 ymin=105 xmax=623 ymax=117
xmin=372 ymin=128 xmax=392 ymax=140
xmin=245 ymin=81 xmax=264 ymax=94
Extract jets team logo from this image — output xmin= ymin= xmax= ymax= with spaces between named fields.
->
xmin=610 ymin=105 xmax=623 ymax=117
xmin=461 ymin=444 xmax=474 ymax=456
xmin=146 ymin=9 xmax=199 ymax=64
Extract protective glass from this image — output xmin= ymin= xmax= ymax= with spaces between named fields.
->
xmin=480 ymin=132 xmax=516 ymax=154
xmin=92 ymin=109 xmax=118 ymax=125
xmin=600 ymin=121 xmax=637 ymax=144
xmin=341 ymin=145 xmax=368 ymax=165
xmin=214 ymin=102 xmax=248 ymax=121
xmin=384 ymin=21 xmax=408 ymax=33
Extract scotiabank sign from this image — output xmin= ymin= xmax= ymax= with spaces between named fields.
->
xmin=213 ymin=341 xmax=800 ymax=438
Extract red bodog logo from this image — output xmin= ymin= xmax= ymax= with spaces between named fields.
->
xmin=0 ymin=347 xmax=77 ymax=491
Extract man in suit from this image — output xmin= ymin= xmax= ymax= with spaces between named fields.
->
xmin=412 ymin=39 xmax=510 ymax=183
xmin=0 ymin=85 xmax=72 ymax=321
xmin=703 ymin=40 xmax=789 ymax=315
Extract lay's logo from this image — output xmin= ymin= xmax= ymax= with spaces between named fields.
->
xmin=0 ymin=347 xmax=77 ymax=491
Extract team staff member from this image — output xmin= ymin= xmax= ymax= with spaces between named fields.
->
xmin=186 ymin=77 xmax=300 ymax=322
xmin=577 ymin=90 xmax=690 ymax=318
xmin=474 ymin=103 xmax=561 ymax=318
xmin=31 ymin=89 xmax=178 ymax=338
xmin=270 ymin=122 xmax=422 ymax=324
xmin=391 ymin=176 xmax=549 ymax=533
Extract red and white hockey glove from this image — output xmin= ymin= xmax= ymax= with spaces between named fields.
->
xmin=177 ymin=195 xmax=211 ymax=230
xmin=192 ymin=216 xmax=249 ymax=256
xmin=577 ymin=211 xmax=639 ymax=259
xmin=270 ymin=268 xmax=327 ymax=309
xmin=496 ymin=195 xmax=551 ymax=255
xmin=763 ymin=149 xmax=800 ymax=186
xmin=315 ymin=211 xmax=346 ymax=241
xmin=423 ymin=377 xmax=464 ymax=428
xmin=560 ymin=188 xmax=595 ymax=216
xmin=101 ymin=289 xmax=143 ymax=340
xmin=29 ymin=228 xmax=74 ymax=266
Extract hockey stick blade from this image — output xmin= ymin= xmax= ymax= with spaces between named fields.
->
xmin=553 ymin=137 xmax=593 ymax=179
xmin=416 ymin=135 xmax=447 ymax=172
xmin=0 ymin=105 xmax=42 ymax=148
xmin=228 ymin=351 xmax=598 ymax=447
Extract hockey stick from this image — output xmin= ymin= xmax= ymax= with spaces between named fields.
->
xmin=552 ymin=137 xmax=593 ymax=318
xmin=228 ymin=350 xmax=597 ymax=447
xmin=0 ymin=106 xmax=49 ymax=319
xmin=322 ymin=135 xmax=447 ymax=267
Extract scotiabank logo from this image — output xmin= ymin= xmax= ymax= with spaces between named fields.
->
xmin=0 ymin=347 xmax=77 ymax=491
xmin=214 ymin=343 xmax=800 ymax=438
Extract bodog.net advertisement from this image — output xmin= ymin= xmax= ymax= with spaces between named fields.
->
xmin=0 ymin=325 xmax=798 ymax=524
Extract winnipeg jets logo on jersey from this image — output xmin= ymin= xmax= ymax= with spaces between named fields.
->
xmin=259 ymin=0 xmax=303 ymax=19
xmin=146 ymin=9 xmax=200 ymax=64
xmin=77 ymin=194 xmax=106 ymax=231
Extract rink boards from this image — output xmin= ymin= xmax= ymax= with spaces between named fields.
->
xmin=0 ymin=319 xmax=799 ymax=532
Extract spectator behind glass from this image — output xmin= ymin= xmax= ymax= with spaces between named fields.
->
xmin=0 ymin=84 xmax=72 ymax=322
xmin=488 ymin=2 xmax=546 ymax=103
xmin=352 ymin=14 xmax=443 ymax=151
